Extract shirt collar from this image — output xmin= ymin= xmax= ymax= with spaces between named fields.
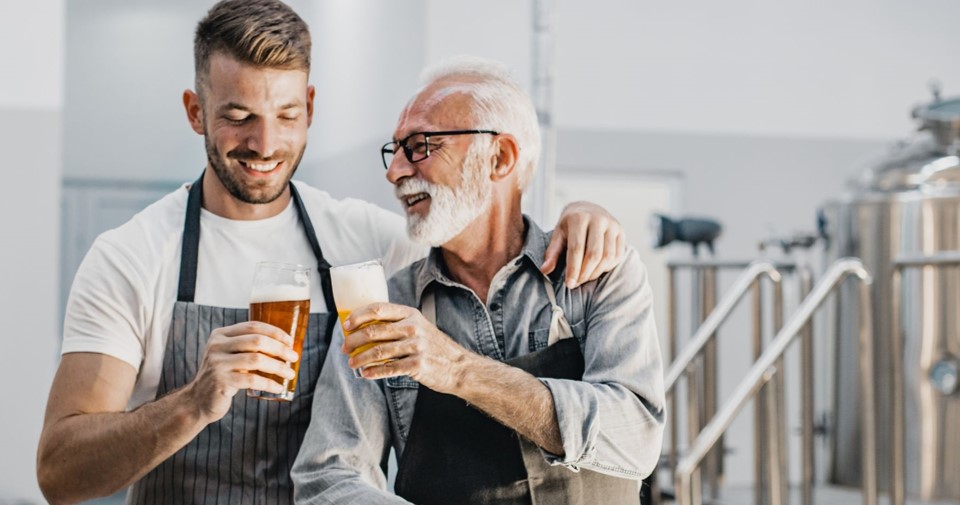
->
xmin=412 ymin=215 xmax=555 ymax=303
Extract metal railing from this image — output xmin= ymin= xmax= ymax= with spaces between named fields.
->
xmin=663 ymin=260 xmax=792 ymax=503
xmin=889 ymin=251 xmax=960 ymax=505
xmin=673 ymin=258 xmax=877 ymax=505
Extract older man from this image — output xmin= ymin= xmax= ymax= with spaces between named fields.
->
xmin=292 ymin=56 xmax=665 ymax=504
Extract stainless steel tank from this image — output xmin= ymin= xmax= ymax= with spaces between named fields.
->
xmin=820 ymin=89 xmax=960 ymax=501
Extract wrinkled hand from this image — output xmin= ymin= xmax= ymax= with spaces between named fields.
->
xmin=342 ymin=302 xmax=469 ymax=393
xmin=187 ymin=321 xmax=299 ymax=423
xmin=542 ymin=201 xmax=626 ymax=288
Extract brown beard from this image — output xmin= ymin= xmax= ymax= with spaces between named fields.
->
xmin=204 ymin=133 xmax=306 ymax=205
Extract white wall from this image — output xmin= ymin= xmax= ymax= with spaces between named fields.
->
xmin=426 ymin=0 xmax=960 ymax=140
xmin=0 ymin=1 xmax=64 ymax=502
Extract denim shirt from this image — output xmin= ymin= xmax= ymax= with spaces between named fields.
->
xmin=293 ymin=219 xmax=665 ymax=505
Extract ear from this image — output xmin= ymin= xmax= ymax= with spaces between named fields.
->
xmin=183 ymin=89 xmax=204 ymax=135
xmin=490 ymin=133 xmax=520 ymax=182
xmin=306 ymin=85 xmax=316 ymax=127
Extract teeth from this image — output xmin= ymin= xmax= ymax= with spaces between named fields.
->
xmin=245 ymin=161 xmax=279 ymax=172
xmin=404 ymin=193 xmax=428 ymax=206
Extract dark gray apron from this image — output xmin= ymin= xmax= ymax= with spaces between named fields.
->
xmin=128 ymin=176 xmax=337 ymax=505
xmin=394 ymin=283 xmax=640 ymax=505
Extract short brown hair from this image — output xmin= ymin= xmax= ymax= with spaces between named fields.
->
xmin=194 ymin=0 xmax=311 ymax=93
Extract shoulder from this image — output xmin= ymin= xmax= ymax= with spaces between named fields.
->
xmin=386 ymin=256 xmax=428 ymax=307
xmin=91 ymin=184 xmax=188 ymax=276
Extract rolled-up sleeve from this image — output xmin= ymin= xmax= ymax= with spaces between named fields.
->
xmin=539 ymin=248 xmax=665 ymax=479
xmin=292 ymin=326 xmax=412 ymax=505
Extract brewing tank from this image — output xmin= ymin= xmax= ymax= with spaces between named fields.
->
xmin=821 ymin=91 xmax=960 ymax=501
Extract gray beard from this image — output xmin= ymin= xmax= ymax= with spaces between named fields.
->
xmin=397 ymin=143 xmax=493 ymax=247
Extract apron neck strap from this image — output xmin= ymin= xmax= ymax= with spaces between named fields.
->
xmin=176 ymin=173 xmax=337 ymax=314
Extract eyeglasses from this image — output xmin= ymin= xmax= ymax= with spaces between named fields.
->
xmin=381 ymin=130 xmax=499 ymax=170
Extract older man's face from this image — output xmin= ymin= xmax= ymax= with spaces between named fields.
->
xmin=385 ymin=85 xmax=494 ymax=246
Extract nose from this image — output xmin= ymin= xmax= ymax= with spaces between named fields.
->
xmin=246 ymin=118 xmax=281 ymax=158
xmin=385 ymin=150 xmax=416 ymax=185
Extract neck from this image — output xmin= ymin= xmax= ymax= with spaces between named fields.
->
xmin=201 ymin=167 xmax=291 ymax=220
xmin=440 ymin=196 xmax=524 ymax=304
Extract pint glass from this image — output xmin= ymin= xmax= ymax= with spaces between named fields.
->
xmin=330 ymin=260 xmax=389 ymax=378
xmin=247 ymin=261 xmax=311 ymax=401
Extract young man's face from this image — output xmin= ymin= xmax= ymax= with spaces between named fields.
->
xmin=194 ymin=52 xmax=314 ymax=205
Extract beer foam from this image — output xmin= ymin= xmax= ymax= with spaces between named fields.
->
xmin=330 ymin=261 xmax=389 ymax=310
xmin=250 ymin=283 xmax=310 ymax=303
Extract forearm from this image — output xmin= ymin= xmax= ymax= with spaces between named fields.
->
xmin=451 ymin=353 xmax=564 ymax=455
xmin=37 ymin=385 xmax=207 ymax=505
xmin=541 ymin=378 xmax=663 ymax=477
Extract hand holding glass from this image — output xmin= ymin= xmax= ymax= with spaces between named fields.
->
xmin=330 ymin=260 xmax=390 ymax=378
xmin=247 ymin=262 xmax=311 ymax=401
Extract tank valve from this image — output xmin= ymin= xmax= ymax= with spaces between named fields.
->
xmin=929 ymin=357 xmax=959 ymax=396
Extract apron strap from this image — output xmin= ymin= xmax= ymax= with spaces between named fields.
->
xmin=289 ymin=182 xmax=337 ymax=315
xmin=176 ymin=174 xmax=338 ymax=317
xmin=176 ymin=174 xmax=204 ymax=303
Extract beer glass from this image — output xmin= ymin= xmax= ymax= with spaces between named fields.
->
xmin=247 ymin=261 xmax=311 ymax=401
xmin=330 ymin=260 xmax=389 ymax=378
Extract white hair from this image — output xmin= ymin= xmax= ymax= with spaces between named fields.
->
xmin=418 ymin=55 xmax=542 ymax=191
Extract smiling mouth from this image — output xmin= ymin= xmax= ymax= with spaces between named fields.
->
xmin=401 ymin=192 xmax=430 ymax=209
xmin=239 ymin=160 xmax=282 ymax=173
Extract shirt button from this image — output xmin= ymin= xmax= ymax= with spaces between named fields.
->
xmin=491 ymin=302 xmax=500 ymax=311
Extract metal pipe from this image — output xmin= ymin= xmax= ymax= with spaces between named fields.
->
xmin=858 ymin=279 xmax=877 ymax=505
xmin=702 ymin=267 xmax=721 ymax=500
xmin=667 ymin=266 xmax=678 ymax=502
xmin=752 ymin=278 xmax=767 ymax=505
xmin=890 ymin=267 xmax=904 ymax=505
xmin=772 ymin=280 xmax=788 ymax=505
xmin=798 ymin=266 xmax=815 ymax=505
xmin=765 ymin=369 xmax=785 ymax=505
xmin=675 ymin=258 xmax=876 ymax=505
xmin=668 ymin=260 xmax=797 ymax=270
xmin=687 ymin=359 xmax=703 ymax=505
xmin=665 ymin=261 xmax=784 ymax=391
xmin=529 ymin=0 xmax=556 ymax=224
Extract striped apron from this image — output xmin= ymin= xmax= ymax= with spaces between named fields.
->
xmin=128 ymin=176 xmax=337 ymax=504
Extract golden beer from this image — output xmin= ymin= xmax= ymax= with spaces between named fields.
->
xmin=249 ymin=298 xmax=311 ymax=400
xmin=247 ymin=262 xmax=311 ymax=401
xmin=330 ymin=260 xmax=389 ymax=377
xmin=337 ymin=310 xmax=379 ymax=357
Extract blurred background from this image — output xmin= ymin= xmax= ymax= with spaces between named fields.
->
xmin=3 ymin=0 xmax=960 ymax=503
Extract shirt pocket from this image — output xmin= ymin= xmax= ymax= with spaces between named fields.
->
xmin=385 ymin=375 xmax=420 ymax=390
xmin=528 ymin=318 xmax=586 ymax=352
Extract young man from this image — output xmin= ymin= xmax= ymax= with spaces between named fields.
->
xmin=293 ymin=57 xmax=665 ymax=504
xmin=37 ymin=2 xmax=624 ymax=504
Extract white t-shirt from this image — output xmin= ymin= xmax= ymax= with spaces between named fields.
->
xmin=61 ymin=180 xmax=425 ymax=410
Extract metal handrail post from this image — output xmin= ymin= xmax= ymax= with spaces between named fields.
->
xmin=798 ymin=265 xmax=815 ymax=505
xmin=664 ymin=261 xmax=784 ymax=390
xmin=675 ymin=258 xmax=877 ymax=505
xmin=767 ymin=279 xmax=788 ymax=505
xmin=702 ymin=266 xmax=721 ymax=500
xmin=752 ymin=278 xmax=767 ymax=505
xmin=661 ymin=265 xmax=677 ymax=505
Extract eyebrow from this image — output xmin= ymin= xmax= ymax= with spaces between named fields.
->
xmin=218 ymin=101 xmax=304 ymax=114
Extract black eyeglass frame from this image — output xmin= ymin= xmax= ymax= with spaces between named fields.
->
xmin=380 ymin=129 xmax=499 ymax=170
